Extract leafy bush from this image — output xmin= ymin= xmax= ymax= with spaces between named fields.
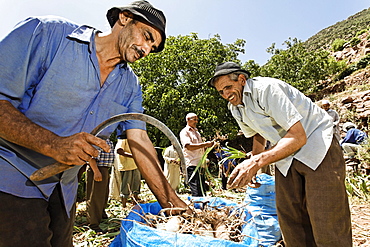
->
xmin=350 ymin=37 xmax=361 ymax=47
xmin=331 ymin=38 xmax=347 ymax=51
xmin=77 ymin=171 xmax=86 ymax=202
xmin=356 ymin=29 xmax=368 ymax=37
xmin=334 ymin=54 xmax=370 ymax=81
xmin=356 ymin=54 xmax=370 ymax=69
xmin=334 ymin=64 xmax=358 ymax=81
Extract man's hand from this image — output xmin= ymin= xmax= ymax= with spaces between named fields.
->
xmin=227 ymin=157 xmax=261 ymax=189
xmin=50 ymin=132 xmax=110 ymax=166
xmin=117 ymin=147 xmax=133 ymax=158
xmin=204 ymin=140 xmax=215 ymax=148
xmin=0 ymin=100 xmax=110 ymax=166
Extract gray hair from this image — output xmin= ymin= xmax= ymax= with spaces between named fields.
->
xmin=213 ymin=72 xmax=249 ymax=85
xmin=228 ymin=72 xmax=249 ymax=81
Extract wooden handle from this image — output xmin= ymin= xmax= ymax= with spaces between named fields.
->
xmin=30 ymin=162 xmax=72 ymax=181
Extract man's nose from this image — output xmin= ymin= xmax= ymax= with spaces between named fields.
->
xmin=142 ymin=44 xmax=151 ymax=57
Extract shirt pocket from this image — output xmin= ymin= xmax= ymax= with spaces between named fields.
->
xmin=94 ymin=101 xmax=129 ymax=138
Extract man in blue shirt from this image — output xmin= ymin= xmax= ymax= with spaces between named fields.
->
xmin=209 ymin=62 xmax=352 ymax=246
xmin=341 ymin=122 xmax=368 ymax=159
xmin=0 ymin=1 xmax=186 ymax=246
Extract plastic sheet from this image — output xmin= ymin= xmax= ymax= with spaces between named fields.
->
xmin=110 ymin=174 xmax=281 ymax=247
xmin=243 ymin=174 xmax=282 ymax=246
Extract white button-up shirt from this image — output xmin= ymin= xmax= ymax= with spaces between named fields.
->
xmin=229 ymin=77 xmax=333 ymax=176
xmin=180 ymin=125 xmax=205 ymax=167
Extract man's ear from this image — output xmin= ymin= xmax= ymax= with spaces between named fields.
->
xmin=239 ymin=74 xmax=247 ymax=86
xmin=118 ymin=11 xmax=134 ymax=26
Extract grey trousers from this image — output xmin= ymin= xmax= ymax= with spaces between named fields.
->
xmin=275 ymin=139 xmax=352 ymax=247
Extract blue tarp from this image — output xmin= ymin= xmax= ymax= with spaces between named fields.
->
xmin=110 ymin=174 xmax=281 ymax=247
xmin=243 ymin=174 xmax=282 ymax=246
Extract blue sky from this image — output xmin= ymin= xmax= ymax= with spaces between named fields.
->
xmin=0 ymin=0 xmax=368 ymax=65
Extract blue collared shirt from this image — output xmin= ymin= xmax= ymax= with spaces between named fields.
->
xmin=229 ymin=77 xmax=333 ymax=176
xmin=0 ymin=16 xmax=145 ymax=215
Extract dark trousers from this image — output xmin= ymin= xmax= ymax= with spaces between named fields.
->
xmin=86 ymin=166 xmax=110 ymax=229
xmin=275 ymin=138 xmax=352 ymax=247
xmin=0 ymin=184 xmax=75 ymax=247
xmin=187 ymin=166 xmax=206 ymax=197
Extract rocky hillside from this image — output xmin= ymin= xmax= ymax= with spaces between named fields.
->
xmin=332 ymin=32 xmax=370 ymax=64
xmin=315 ymin=31 xmax=370 ymax=132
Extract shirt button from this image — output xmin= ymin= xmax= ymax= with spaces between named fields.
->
xmin=90 ymin=111 xmax=94 ymax=115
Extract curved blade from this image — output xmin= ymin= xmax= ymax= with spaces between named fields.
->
xmin=30 ymin=113 xmax=186 ymax=181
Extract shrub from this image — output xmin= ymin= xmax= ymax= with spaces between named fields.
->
xmin=333 ymin=54 xmax=370 ymax=81
xmin=331 ymin=38 xmax=347 ymax=51
xmin=356 ymin=29 xmax=368 ymax=37
xmin=356 ymin=54 xmax=370 ymax=69
xmin=334 ymin=64 xmax=358 ymax=81
xmin=350 ymin=37 xmax=361 ymax=47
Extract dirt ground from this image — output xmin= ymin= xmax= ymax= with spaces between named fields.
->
xmin=350 ymin=200 xmax=370 ymax=246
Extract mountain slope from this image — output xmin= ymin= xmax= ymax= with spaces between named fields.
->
xmin=305 ymin=7 xmax=370 ymax=51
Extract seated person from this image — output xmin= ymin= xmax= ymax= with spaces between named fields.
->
xmin=340 ymin=122 xmax=368 ymax=159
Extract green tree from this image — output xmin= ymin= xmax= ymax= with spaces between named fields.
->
xmin=130 ymin=34 xmax=245 ymax=146
xmin=243 ymin=59 xmax=261 ymax=77
xmin=331 ymin=38 xmax=347 ymax=51
xmin=260 ymin=38 xmax=345 ymax=94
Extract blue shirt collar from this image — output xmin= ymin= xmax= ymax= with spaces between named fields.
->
xmin=67 ymin=25 xmax=128 ymax=68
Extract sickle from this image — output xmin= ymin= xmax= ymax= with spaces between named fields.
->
xmin=30 ymin=113 xmax=186 ymax=182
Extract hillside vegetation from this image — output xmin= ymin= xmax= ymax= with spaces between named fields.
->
xmin=305 ymin=7 xmax=370 ymax=51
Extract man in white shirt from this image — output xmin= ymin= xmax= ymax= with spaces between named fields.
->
xmin=208 ymin=62 xmax=352 ymax=247
xmin=179 ymin=113 xmax=214 ymax=196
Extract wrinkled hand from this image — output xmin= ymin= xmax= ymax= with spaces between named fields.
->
xmin=227 ymin=158 xmax=261 ymax=189
xmin=50 ymin=132 xmax=110 ymax=166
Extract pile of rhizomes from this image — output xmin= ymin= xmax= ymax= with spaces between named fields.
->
xmin=127 ymin=200 xmax=250 ymax=243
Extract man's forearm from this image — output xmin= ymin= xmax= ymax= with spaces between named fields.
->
xmin=127 ymin=129 xmax=187 ymax=210
xmin=185 ymin=141 xmax=213 ymax=151
xmin=0 ymin=100 xmax=109 ymax=166
xmin=252 ymin=133 xmax=266 ymax=155
xmin=254 ymin=121 xmax=307 ymax=168
xmin=0 ymin=100 xmax=58 ymax=157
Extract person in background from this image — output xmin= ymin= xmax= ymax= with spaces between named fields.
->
xmin=0 ymin=1 xmax=186 ymax=246
xmin=208 ymin=61 xmax=352 ymax=246
xmin=86 ymin=139 xmax=115 ymax=233
xmin=116 ymin=134 xmax=141 ymax=208
xmin=163 ymin=145 xmax=181 ymax=191
xmin=321 ymin=99 xmax=341 ymax=141
xmin=179 ymin=113 xmax=214 ymax=197
xmin=340 ymin=122 xmax=368 ymax=159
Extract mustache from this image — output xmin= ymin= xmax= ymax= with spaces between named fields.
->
xmin=133 ymin=46 xmax=144 ymax=59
